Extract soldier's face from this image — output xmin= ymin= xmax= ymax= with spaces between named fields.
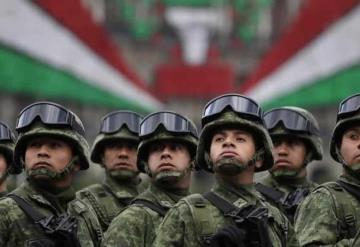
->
xmin=271 ymin=136 xmax=307 ymax=173
xmin=25 ymin=137 xmax=74 ymax=173
xmin=102 ymin=140 xmax=138 ymax=172
xmin=340 ymin=126 xmax=360 ymax=166
xmin=0 ymin=154 xmax=7 ymax=180
xmin=210 ymin=129 xmax=256 ymax=166
xmin=147 ymin=141 xmax=191 ymax=174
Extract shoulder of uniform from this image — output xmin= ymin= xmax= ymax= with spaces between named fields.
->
xmin=76 ymin=184 xmax=104 ymax=196
xmin=313 ymin=181 xmax=343 ymax=194
xmin=111 ymin=204 xmax=149 ymax=225
xmin=0 ymin=196 xmax=19 ymax=209
xmin=69 ymin=198 xmax=92 ymax=214
xmin=181 ymin=193 xmax=209 ymax=208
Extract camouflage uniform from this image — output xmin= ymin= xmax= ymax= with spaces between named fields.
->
xmin=0 ymin=180 xmax=102 ymax=246
xmin=153 ymin=94 xmax=299 ymax=247
xmin=257 ymin=107 xmax=322 ymax=222
xmin=103 ymin=183 xmax=188 ymax=247
xmin=103 ymin=111 xmax=198 ymax=247
xmin=77 ymin=112 xmax=142 ymax=231
xmin=77 ymin=175 xmax=139 ymax=231
xmin=0 ymin=102 xmax=103 ymax=247
xmin=295 ymin=94 xmax=360 ymax=246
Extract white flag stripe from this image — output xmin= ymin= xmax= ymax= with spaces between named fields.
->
xmin=247 ymin=4 xmax=360 ymax=103
xmin=0 ymin=0 xmax=162 ymax=109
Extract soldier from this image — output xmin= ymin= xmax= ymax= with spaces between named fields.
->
xmin=153 ymin=94 xmax=299 ymax=247
xmin=0 ymin=101 xmax=102 ymax=247
xmin=103 ymin=111 xmax=198 ymax=247
xmin=76 ymin=111 xmax=142 ymax=231
xmin=256 ymin=107 xmax=323 ymax=222
xmin=295 ymin=93 xmax=360 ymax=246
xmin=0 ymin=122 xmax=15 ymax=197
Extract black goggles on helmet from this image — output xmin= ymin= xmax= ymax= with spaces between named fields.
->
xmin=202 ymin=94 xmax=263 ymax=126
xmin=100 ymin=111 xmax=142 ymax=134
xmin=0 ymin=122 xmax=15 ymax=142
xmin=337 ymin=93 xmax=360 ymax=121
xmin=140 ymin=112 xmax=198 ymax=138
xmin=16 ymin=102 xmax=85 ymax=136
xmin=264 ymin=108 xmax=320 ymax=135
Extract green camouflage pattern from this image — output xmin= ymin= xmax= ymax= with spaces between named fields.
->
xmin=196 ymin=111 xmax=274 ymax=173
xmin=153 ymin=178 xmax=299 ymax=247
xmin=268 ymin=106 xmax=323 ymax=162
xmin=13 ymin=122 xmax=91 ymax=174
xmin=295 ymin=173 xmax=360 ymax=246
xmin=103 ymin=183 xmax=189 ymax=247
xmin=0 ymin=180 xmax=103 ymax=246
xmin=91 ymin=126 xmax=139 ymax=164
xmin=260 ymin=173 xmax=317 ymax=199
xmin=76 ymin=174 xmax=139 ymax=231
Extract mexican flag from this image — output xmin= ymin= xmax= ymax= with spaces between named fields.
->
xmin=241 ymin=0 xmax=360 ymax=110
xmin=0 ymin=0 xmax=162 ymax=113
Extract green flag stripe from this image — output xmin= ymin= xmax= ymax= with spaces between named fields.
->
xmin=263 ymin=64 xmax=360 ymax=110
xmin=0 ymin=46 xmax=153 ymax=113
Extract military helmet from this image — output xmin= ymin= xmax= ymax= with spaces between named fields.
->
xmin=330 ymin=93 xmax=360 ymax=163
xmin=13 ymin=101 xmax=90 ymax=174
xmin=91 ymin=111 xmax=142 ymax=164
xmin=0 ymin=122 xmax=15 ymax=173
xmin=137 ymin=111 xmax=198 ymax=174
xmin=196 ymin=93 xmax=274 ymax=173
xmin=264 ymin=106 xmax=323 ymax=162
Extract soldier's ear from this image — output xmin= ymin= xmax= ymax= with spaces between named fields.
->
xmin=254 ymin=159 xmax=264 ymax=169
xmin=73 ymin=164 xmax=81 ymax=172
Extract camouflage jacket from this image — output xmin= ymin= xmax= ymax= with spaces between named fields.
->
xmin=76 ymin=175 xmax=139 ymax=231
xmin=103 ymin=182 xmax=189 ymax=247
xmin=258 ymin=173 xmax=317 ymax=222
xmin=295 ymin=173 xmax=360 ymax=246
xmin=0 ymin=180 xmax=103 ymax=247
xmin=260 ymin=173 xmax=317 ymax=198
xmin=153 ymin=178 xmax=299 ymax=247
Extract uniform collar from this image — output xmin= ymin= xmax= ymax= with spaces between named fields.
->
xmin=25 ymin=179 xmax=75 ymax=213
xmin=137 ymin=182 xmax=189 ymax=209
xmin=265 ymin=172 xmax=314 ymax=189
xmin=213 ymin=177 xmax=259 ymax=206
xmin=104 ymin=174 xmax=139 ymax=199
xmin=340 ymin=171 xmax=360 ymax=187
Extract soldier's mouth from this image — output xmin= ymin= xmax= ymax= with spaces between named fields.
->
xmin=33 ymin=161 xmax=52 ymax=168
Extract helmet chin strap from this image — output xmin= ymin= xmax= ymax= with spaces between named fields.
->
xmin=211 ymin=149 xmax=264 ymax=175
xmin=107 ymin=169 xmax=139 ymax=181
xmin=25 ymin=156 xmax=80 ymax=180
xmin=153 ymin=161 xmax=194 ymax=185
xmin=0 ymin=171 xmax=8 ymax=185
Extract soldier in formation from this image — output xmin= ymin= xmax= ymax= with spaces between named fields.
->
xmin=0 ymin=101 xmax=102 ymax=247
xmin=76 ymin=111 xmax=142 ymax=231
xmin=295 ymin=93 xmax=360 ymax=246
xmin=153 ymin=94 xmax=299 ymax=247
xmin=256 ymin=106 xmax=323 ymax=222
xmin=103 ymin=111 xmax=198 ymax=247
xmin=0 ymin=122 xmax=15 ymax=197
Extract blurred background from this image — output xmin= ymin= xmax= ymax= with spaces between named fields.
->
xmin=1 ymin=0 xmax=360 ymax=191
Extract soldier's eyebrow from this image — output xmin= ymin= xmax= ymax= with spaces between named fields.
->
xmin=345 ymin=127 xmax=360 ymax=134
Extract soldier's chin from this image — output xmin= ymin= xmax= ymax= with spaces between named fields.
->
xmin=27 ymin=167 xmax=54 ymax=180
xmin=109 ymin=169 xmax=138 ymax=180
xmin=154 ymin=170 xmax=182 ymax=184
xmin=214 ymin=158 xmax=247 ymax=175
xmin=271 ymin=169 xmax=298 ymax=178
